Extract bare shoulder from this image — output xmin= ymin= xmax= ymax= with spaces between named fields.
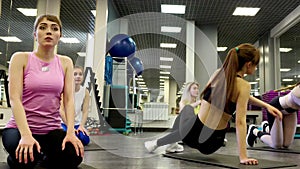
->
xmin=84 ymin=88 xmax=90 ymax=96
xmin=57 ymin=54 xmax=73 ymax=68
xmin=57 ymin=55 xmax=73 ymax=64
xmin=10 ymin=52 xmax=30 ymax=61
xmin=236 ymin=77 xmax=251 ymax=91
xmin=10 ymin=52 xmax=31 ymax=67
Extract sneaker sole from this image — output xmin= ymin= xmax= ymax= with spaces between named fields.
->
xmin=246 ymin=124 xmax=256 ymax=147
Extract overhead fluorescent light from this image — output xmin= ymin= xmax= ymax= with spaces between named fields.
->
xmin=233 ymin=7 xmax=260 ymax=16
xmin=282 ymin=79 xmax=294 ymax=82
xmin=0 ymin=52 xmax=2 ymax=55
xmin=91 ymin=10 xmax=96 ymax=17
xmin=160 ymin=65 xmax=171 ymax=69
xmin=137 ymin=81 xmax=145 ymax=84
xmin=160 ymin=79 xmax=164 ymax=82
xmin=160 ymin=82 xmax=164 ymax=85
xmin=161 ymin=26 xmax=182 ymax=33
xmin=0 ymin=36 xmax=22 ymax=42
xmin=280 ymin=48 xmax=292 ymax=52
xmin=60 ymin=37 xmax=80 ymax=43
xmin=249 ymin=82 xmax=258 ymax=85
xmin=77 ymin=52 xmax=86 ymax=57
xmin=160 ymin=57 xmax=173 ymax=61
xmin=160 ymin=71 xmax=170 ymax=75
xmin=161 ymin=4 xmax=186 ymax=14
xmin=280 ymin=68 xmax=291 ymax=72
xmin=160 ymin=76 xmax=169 ymax=79
xmin=160 ymin=43 xmax=177 ymax=48
xmin=217 ymin=47 xmax=228 ymax=51
xmin=256 ymin=78 xmax=260 ymax=81
xmin=17 ymin=8 xmax=37 ymax=16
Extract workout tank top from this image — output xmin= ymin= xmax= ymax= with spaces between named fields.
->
xmin=74 ymin=86 xmax=86 ymax=125
xmin=202 ymin=88 xmax=236 ymax=115
xmin=6 ymin=52 xmax=64 ymax=134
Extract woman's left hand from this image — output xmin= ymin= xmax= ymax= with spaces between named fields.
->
xmin=266 ymin=105 xmax=282 ymax=120
xmin=62 ymin=133 xmax=84 ymax=157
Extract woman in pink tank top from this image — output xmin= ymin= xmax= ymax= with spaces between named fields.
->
xmin=2 ymin=14 xmax=83 ymax=169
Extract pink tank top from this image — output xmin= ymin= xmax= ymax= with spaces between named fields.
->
xmin=6 ymin=52 xmax=65 ymax=134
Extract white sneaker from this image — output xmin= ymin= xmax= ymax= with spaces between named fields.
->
xmin=144 ymin=140 xmax=158 ymax=152
xmin=166 ymin=142 xmax=184 ymax=153
xmin=261 ymin=121 xmax=269 ymax=133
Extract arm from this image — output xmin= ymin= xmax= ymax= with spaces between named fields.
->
xmin=190 ymin=100 xmax=201 ymax=108
xmin=9 ymin=52 xmax=41 ymax=163
xmin=77 ymin=89 xmax=90 ymax=134
xmin=59 ymin=94 xmax=67 ymax=124
xmin=248 ymin=95 xmax=282 ymax=120
xmin=235 ymin=82 xmax=257 ymax=164
xmin=60 ymin=56 xmax=83 ymax=157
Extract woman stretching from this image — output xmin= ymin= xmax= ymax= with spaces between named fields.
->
xmin=144 ymin=43 xmax=282 ymax=165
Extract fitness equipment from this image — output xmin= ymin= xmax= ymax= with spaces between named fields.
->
xmin=128 ymin=57 xmax=144 ymax=76
xmin=109 ymin=34 xmax=136 ymax=58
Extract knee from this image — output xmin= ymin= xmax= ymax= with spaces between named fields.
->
xmin=77 ymin=131 xmax=90 ymax=146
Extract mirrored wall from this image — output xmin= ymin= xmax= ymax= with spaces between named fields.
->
xmin=279 ymin=21 xmax=300 ymax=87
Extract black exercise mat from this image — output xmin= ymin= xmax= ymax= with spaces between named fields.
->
xmin=163 ymin=152 xmax=297 ymax=169
xmin=248 ymin=146 xmax=300 ymax=154
xmin=84 ymin=141 xmax=117 ymax=151
xmin=0 ymin=162 xmax=96 ymax=169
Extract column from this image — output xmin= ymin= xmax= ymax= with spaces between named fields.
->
xmin=93 ymin=0 xmax=108 ymax=103
xmin=194 ymin=24 xmax=218 ymax=91
xmin=34 ymin=0 xmax=61 ymax=51
xmin=186 ymin=21 xmax=195 ymax=82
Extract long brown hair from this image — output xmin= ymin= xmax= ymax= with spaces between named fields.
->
xmin=200 ymin=43 xmax=260 ymax=111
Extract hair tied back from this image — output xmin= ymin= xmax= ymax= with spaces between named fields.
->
xmin=235 ymin=47 xmax=239 ymax=52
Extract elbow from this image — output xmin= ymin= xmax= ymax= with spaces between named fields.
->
xmin=235 ymin=118 xmax=246 ymax=128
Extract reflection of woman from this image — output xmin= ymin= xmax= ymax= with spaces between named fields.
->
xmin=145 ymin=82 xmax=201 ymax=153
xmin=247 ymin=82 xmax=299 ymax=149
xmin=61 ymin=65 xmax=90 ymax=146
xmin=145 ymin=43 xmax=282 ymax=165
xmin=2 ymin=15 xmax=83 ymax=169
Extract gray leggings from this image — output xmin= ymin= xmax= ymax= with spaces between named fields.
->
xmin=157 ymin=105 xmax=226 ymax=154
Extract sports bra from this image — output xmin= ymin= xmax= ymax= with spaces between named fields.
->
xmin=202 ymin=87 xmax=236 ymax=115
xmin=202 ymin=75 xmax=242 ymax=115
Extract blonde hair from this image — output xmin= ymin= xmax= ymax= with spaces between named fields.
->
xmin=180 ymin=82 xmax=200 ymax=106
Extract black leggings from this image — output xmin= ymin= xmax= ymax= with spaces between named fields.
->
xmin=157 ymin=105 xmax=226 ymax=154
xmin=2 ymin=128 xmax=82 ymax=169
xmin=267 ymin=96 xmax=297 ymax=131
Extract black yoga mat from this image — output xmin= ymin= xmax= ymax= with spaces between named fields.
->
xmin=248 ymin=146 xmax=300 ymax=154
xmin=84 ymin=141 xmax=117 ymax=151
xmin=0 ymin=162 xmax=96 ymax=169
xmin=163 ymin=152 xmax=297 ymax=169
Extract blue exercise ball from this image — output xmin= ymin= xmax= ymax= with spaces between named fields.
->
xmin=129 ymin=57 xmax=144 ymax=76
xmin=109 ymin=34 xmax=136 ymax=58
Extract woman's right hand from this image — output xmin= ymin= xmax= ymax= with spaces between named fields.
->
xmin=16 ymin=135 xmax=41 ymax=164
xmin=240 ymin=158 xmax=258 ymax=165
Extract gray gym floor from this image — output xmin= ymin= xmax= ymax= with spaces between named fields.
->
xmin=0 ymin=131 xmax=299 ymax=169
